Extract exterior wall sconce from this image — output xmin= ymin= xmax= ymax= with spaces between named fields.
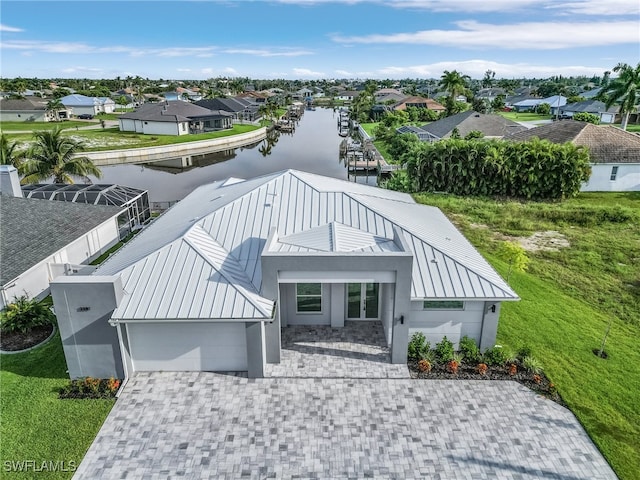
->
xmin=486 ymin=304 xmax=496 ymax=313
xmin=400 ymin=315 xmax=404 ymax=325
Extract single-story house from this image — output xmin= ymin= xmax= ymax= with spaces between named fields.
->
xmin=0 ymin=97 xmax=64 ymax=122
xmin=119 ymin=101 xmax=233 ymax=135
xmin=60 ymin=94 xmax=115 ymax=116
xmin=559 ymin=100 xmax=618 ymax=124
xmin=0 ymin=165 xmax=125 ymax=309
xmin=507 ymin=120 xmax=640 ymax=191
xmin=393 ymin=96 xmax=445 ymax=114
xmin=51 ymin=170 xmax=518 ymax=380
xmin=336 ymin=91 xmax=360 ymax=102
xmin=195 ymin=97 xmax=260 ymax=122
xmin=398 ymin=111 xmax=526 ymax=141
xmin=512 ymin=95 xmax=566 ymax=114
xmin=475 ymin=88 xmax=507 ymax=101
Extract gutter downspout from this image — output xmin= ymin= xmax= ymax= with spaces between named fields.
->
xmin=113 ymin=321 xmax=129 ymax=398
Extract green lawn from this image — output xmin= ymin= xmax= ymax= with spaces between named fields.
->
xmin=497 ymin=111 xmax=553 ymax=122
xmin=0 ymin=120 xmax=98 ymax=131
xmin=360 ymin=122 xmax=379 ymax=138
xmin=412 ymin=191 xmax=640 ymax=480
xmin=0 ymin=333 xmax=114 ymax=479
xmin=5 ymin=124 xmax=261 ymax=152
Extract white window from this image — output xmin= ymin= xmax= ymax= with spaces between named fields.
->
xmin=423 ymin=300 xmax=465 ymax=310
xmin=610 ymin=166 xmax=619 ymax=181
xmin=296 ymin=283 xmax=322 ymax=313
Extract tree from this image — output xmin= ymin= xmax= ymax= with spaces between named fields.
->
xmin=440 ymin=70 xmax=469 ymax=116
xmin=46 ymin=98 xmax=65 ymax=122
xmin=597 ymin=62 xmax=640 ymax=130
xmin=0 ymin=133 xmax=26 ymax=170
xmin=536 ymin=103 xmax=551 ymax=115
xmin=116 ymin=95 xmax=129 ymax=111
xmin=498 ymin=241 xmax=530 ymax=283
xmin=482 ymin=70 xmax=495 ymax=88
xmin=491 ymin=94 xmax=506 ymax=111
xmin=21 ymin=128 xmax=102 ymax=184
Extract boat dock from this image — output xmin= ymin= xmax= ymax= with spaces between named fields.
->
xmin=343 ymin=139 xmax=399 ymax=175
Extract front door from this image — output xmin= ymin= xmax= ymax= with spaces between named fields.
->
xmin=347 ymin=283 xmax=379 ymax=320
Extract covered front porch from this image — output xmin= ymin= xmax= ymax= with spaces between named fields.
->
xmin=265 ymin=321 xmax=410 ymax=378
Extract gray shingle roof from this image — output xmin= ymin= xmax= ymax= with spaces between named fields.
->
xmin=507 ymin=121 xmax=640 ymax=164
xmin=0 ymin=196 xmax=123 ymax=285
xmin=561 ymin=100 xmax=618 ymax=114
xmin=0 ymin=97 xmax=48 ymax=111
xmin=120 ymin=101 xmax=224 ymax=123
xmin=419 ymin=111 xmax=526 ymax=139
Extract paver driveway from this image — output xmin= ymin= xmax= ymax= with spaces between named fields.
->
xmin=74 ymin=323 xmax=617 ymax=479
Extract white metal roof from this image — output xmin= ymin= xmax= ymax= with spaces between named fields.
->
xmin=99 ymin=169 xmax=517 ymax=321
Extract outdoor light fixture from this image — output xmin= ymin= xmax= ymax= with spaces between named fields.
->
xmin=400 ymin=315 xmax=404 ymax=325
xmin=486 ymin=304 xmax=496 ymax=313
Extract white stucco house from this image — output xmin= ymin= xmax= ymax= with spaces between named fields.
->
xmin=0 ymin=166 xmax=124 ymax=310
xmin=60 ymin=94 xmax=115 ymax=116
xmin=508 ymin=120 xmax=640 ymax=192
xmin=119 ymin=101 xmax=233 ymax=135
xmin=51 ymin=170 xmax=518 ymax=380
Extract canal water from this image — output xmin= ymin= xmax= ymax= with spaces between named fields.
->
xmin=94 ymin=108 xmax=377 ymax=203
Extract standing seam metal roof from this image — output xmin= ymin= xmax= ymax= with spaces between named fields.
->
xmin=98 ymin=170 xmax=517 ymax=321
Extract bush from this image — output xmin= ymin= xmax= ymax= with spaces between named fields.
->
xmin=434 ymin=336 xmax=455 ymax=363
xmin=408 ymin=332 xmax=430 ymax=361
xmin=59 ymin=377 xmax=121 ymax=399
xmin=517 ymin=345 xmax=533 ymax=360
xmin=483 ymin=345 xmax=507 ymax=366
xmin=522 ymin=355 xmax=543 ymax=374
xmin=0 ymin=296 xmax=55 ymax=334
xmin=458 ymin=336 xmax=480 ymax=363
xmin=573 ymin=112 xmax=600 ymax=124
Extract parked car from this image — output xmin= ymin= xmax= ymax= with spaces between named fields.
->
xmin=77 ymin=114 xmax=94 ymax=120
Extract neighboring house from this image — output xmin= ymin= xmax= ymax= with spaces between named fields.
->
xmin=164 ymin=88 xmax=203 ymax=102
xmin=581 ymin=87 xmax=602 ymax=100
xmin=0 ymin=97 xmax=65 ymax=122
xmin=375 ymin=92 xmax=406 ymax=104
xmin=400 ymin=111 xmax=526 ymax=141
xmin=119 ymin=101 xmax=233 ymax=135
xmin=195 ymin=97 xmax=260 ymax=122
xmin=0 ymin=165 xmax=125 ymax=310
xmin=296 ymin=88 xmax=313 ymax=99
xmin=393 ymin=96 xmax=445 ymax=113
xmin=336 ymin=91 xmax=360 ymax=102
xmin=507 ymin=120 xmax=640 ymax=191
xmin=236 ymin=91 xmax=268 ymax=104
xmin=60 ymin=94 xmax=115 ymax=116
xmin=475 ymin=88 xmax=507 ymax=101
xmin=51 ymin=169 xmax=517 ymax=380
xmin=512 ymin=95 xmax=566 ymax=114
xmin=559 ymin=100 xmax=618 ymax=124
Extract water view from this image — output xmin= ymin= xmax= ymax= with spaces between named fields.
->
xmin=93 ymin=108 xmax=377 ymax=204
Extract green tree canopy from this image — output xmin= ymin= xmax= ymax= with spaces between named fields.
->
xmin=597 ymin=62 xmax=640 ymax=130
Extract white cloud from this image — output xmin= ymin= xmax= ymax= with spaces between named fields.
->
xmin=0 ymin=24 xmax=24 ymax=32
xmin=549 ymin=0 xmax=640 ymax=15
xmin=332 ymin=20 xmax=638 ymax=49
xmin=293 ymin=67 xmax=325 ymax=77
xmin=61 ymin=66 xmax=104 ymax=75
xmin=201 ymin=68 xmax=215 ymax=75
xmin=222 ymin=48 xmax=312 ymax=57
xmin=176 ymin=68 xmax=192 ymax=72
xmin=375 ymin=59 xmax=610 ymax=79
xmin=335 ymin=69 xmax=354 ymax=76
xmin=274 ymin=0 xmax=638 ymax=14
xmin=223 ymin=67 xmax=238 ymax=74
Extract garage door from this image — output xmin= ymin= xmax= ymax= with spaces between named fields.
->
xmin=127 ymin=322 xmax=248 ymax=372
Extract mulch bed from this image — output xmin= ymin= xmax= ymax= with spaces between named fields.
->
xmin=408 ymin=360 xmax=565 ymax=406
xmin=0 ymin=324 xmax=54 ymax=352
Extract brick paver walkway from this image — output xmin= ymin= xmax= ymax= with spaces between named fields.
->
xmin=73 ymin=323 xmax=618 ymax=479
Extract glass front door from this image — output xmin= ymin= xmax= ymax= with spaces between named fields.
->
xmin=347 ymin=283 xmax=379 ymax=319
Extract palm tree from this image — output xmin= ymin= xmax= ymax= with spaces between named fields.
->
xmin=46 ymin=98 xmax=65 ymax=122
xmin=440 ymin=70 xmax=470 ymax=116
xmin=21 ymin=128 xmax=102 ymax=184
xmin=598 ymin=62 xmax=640 ymax=130
xmin=0 ymin=133 xmax=26 ymax=170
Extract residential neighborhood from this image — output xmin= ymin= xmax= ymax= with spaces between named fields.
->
xmin=1 ymin=1 xmax=639 ymax=479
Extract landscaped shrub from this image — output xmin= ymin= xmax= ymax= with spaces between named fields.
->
xmin=522 ymin=355 xmax=543 ymax=374
xmin=59 ymin=377 xmax=121 ymax=399
xmin=508 ymin=363 xmax=518 ymax=376
xmin=458 ymin=335 xmax=480 ymax=363
xmin=417 ymin=359 xmax=432 ymax=373
xmin=483 ymin=345 xmax=507 ymax=366
xmin=517 ymin=345 xmax=533 ymax=360
xmin=434 ymin=336 xmax=455 ymax=363
xmin=408 ymin=332 xmax=430 ymax=361
xmin=446 ymin=353 xmax=463 ymax=374
xmin=0 ymin=296 xmax=55 ymax=334
xmin=477 ymin=363 xmax=488 ymax=375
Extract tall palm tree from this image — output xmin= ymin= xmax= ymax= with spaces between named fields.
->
xmin=46 ymin=98 xmax=65 ymax=122
xmin=0 ymin=133 xmax=26 ymax=170
xmin=439 ymin=70 xmax=469 ymax=101
xmin=21 ymin=128 xmax=102 ymax=184
xmin=598 ymin=62 xmax=640 ymax=130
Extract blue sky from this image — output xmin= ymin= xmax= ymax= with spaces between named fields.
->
xmin=1 ymin=0 xmax=638 ymax=80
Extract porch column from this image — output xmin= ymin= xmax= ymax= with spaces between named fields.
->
xmin=479 ymin=302 xmax=501 ymax=350
xmin=245 ymin=321 xmax=266 ymax=378
xmin=330 ymin=284 xmax=345 ymax=328
xmin=390 ymin=257 xmax=413 ymax=364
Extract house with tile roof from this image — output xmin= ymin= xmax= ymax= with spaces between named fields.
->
xmin=51 ymin=170 xmax=518 ymax=380
xmin=0 ymin=166 xmax=125 ymax=309
xmin=119 ymin=100 xmax=233 ymax=135
xmin=393 ymin=96 xmax=445 ymax=113
xmin=507 ymin=120 xmax=640 ymax=191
